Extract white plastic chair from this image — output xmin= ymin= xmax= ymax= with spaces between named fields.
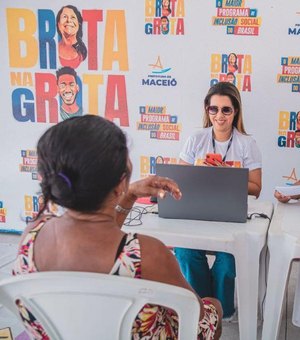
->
xmin=292 ymin=262 xmax=300 ymax=326
xmin=0 ymin=271 xmax=200 ymax=340
xmin=262 ymin=201 xmax=300 ymax=340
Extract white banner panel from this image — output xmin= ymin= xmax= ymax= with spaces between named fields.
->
xmin=0 ymin=0 xmax=299 ymax=232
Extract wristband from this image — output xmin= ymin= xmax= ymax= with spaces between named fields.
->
xmin=115 ymin=204 xmax=131 ymax=214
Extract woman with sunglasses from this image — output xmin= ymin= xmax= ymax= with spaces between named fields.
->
xmin=174 ymin=81 xmax=262 ymax=320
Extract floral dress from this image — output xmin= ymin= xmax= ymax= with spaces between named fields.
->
xmin=13 ymin=218 xmax=219 ymax=339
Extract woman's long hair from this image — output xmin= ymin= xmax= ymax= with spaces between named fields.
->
xmin=203 ymin=82 xmax=246 ymax=134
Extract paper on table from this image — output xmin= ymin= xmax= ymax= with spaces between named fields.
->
xmin=275 ymin=185 xmax=300 ymax=196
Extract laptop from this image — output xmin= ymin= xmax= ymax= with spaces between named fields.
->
xmin=156 ymin=164 xmax=249 ymax=223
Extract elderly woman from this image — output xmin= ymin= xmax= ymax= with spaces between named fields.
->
xmin=13 ymin=115 xmax=222 ymax=339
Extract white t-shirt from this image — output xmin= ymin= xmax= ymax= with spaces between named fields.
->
xmin=179 ymin=126 xmax=262 ymax=170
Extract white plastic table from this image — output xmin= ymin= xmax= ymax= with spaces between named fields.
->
xmin=262 ymin=201 xmax=300 ymax=340
xmin=123 ymin=197 xmax=273 ymax=340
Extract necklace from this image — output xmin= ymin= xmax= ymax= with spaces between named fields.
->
xmin=212 ymin=130 xmax=233 ymax=162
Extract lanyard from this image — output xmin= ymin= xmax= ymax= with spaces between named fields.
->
xmin=212 ymin=130 xmax=233 ymax=162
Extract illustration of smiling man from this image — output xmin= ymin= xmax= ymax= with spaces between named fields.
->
xmin=56 ymin=66 xmax=83 ymax=121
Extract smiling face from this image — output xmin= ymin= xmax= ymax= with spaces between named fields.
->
xmin=163 ymin=0 xmax=170 ymax=8
xmin=228 ymin=53 xmax=237 ymax=65
xmin=295 ymin=131 xmax=300 ymax=147
xmin=161 ymin=18 xmax=168 ymax=27
xmin=58 ymin=7 xmax=79 ymax=37
xmin=208 ymin=95 xmax=236 ymax=138
xmin=57 ymin=74 xmax=79 ymax=106
xmin=226 ymin=74 xmax=235 ymax=83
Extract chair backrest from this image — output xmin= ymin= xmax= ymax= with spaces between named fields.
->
xmin=0 ymin=272 xmax=200 ymax=339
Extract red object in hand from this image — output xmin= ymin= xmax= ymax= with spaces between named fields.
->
xmin=205 ymin=153 xmax=223 ymax=166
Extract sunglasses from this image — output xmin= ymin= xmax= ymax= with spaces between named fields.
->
xmin=207 ymin=106 xmax=234 ymax=116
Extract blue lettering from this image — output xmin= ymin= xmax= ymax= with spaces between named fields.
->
xmin=150 ymin=156 xmax=156 ymax=174
xmin=145 ymin=23 xmax=152 ymax=34
xmin=155 ymin=0 xmax=162 ymax=17
xmin=278 ymin=136 xmax=286 ymax=147
xmin=12 ymin=88 xmax=35 ymax=122
xmin=289 ymin=111 xmax=297 ymax=130
xmin=222 ymin=54 xmax=228 ymax=73
xmin=38 ymin=9 xmax=57 ymax=69
xmin=33 ymin=196 xmax=39 ymax=212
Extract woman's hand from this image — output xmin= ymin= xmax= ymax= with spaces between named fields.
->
xmin=274 ymin=190 xmax=291 ymax=203
xmin=115 ymin=176 xmax=182 ymax=227
xmin=126 ymin=175 xmax=182 ymax=203
xmin=274 ymin=181 xmax=300 ymax=203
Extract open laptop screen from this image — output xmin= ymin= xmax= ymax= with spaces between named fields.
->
xmin=156 ymin=164 xmax=249 ymax=223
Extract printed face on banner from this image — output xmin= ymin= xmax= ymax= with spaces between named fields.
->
xmin=56 ymin=69 xmax=83 ymax=120
xmin=57 ymin=7 xmax=79 ymax=39
xmin=277 ymin=57 xmax=300 ymax=93
xmin=57 ymin=74 xmax=79 ymax=106
xmin=7 ymin=6 xmax=129 ymax=125
xmin=210 ymin=52 xmax=252 ymax=91
xmin=136 ymin=105 xmax=181 ymax=141
xmin=278 ymin=110 xmax=300 ymax=148
xmin=212 ymin=0 xmax=262 ymax=36
xmin=144 ymin=0 xmax=185 ymax=35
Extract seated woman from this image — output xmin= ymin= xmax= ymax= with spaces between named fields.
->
xmin=174 ymin=82 xmax=262 ymax=320
xmin=13 ymin=115 xmax=222 ymax=339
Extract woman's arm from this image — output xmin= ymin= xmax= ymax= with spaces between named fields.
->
xmin=248 ymin=168 xmax=262 ymax=198
xmin=140 ymin=234 xmax=223 ymax=339
xmin=138 ymin=234 xmax=222 ymax=322
xmin=115 ymin=176 xmax=182 ymax=227
xmin=274 ymin=180 xmax=300 ymax=203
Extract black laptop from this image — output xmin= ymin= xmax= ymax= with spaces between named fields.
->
xmin=156 ymin=164 xmax=249 ymax=223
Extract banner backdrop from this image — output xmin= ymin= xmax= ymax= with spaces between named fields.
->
xmin=0 ymin=0 xmax=299 ymax=232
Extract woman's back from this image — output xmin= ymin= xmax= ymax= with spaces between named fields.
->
xmin=32 ymin=215 xmax=125 ymax=274
xmin=13 ymin=115 xmax=222 ymax=339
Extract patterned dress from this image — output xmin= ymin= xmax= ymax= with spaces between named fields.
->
xmin=13 ymin=217 xmax=219 ymax=339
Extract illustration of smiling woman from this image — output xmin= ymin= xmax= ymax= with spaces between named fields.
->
xmin=56 ymin=5 xmax=87 ymax=69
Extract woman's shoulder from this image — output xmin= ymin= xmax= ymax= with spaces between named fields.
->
xmin=234 ymin=128 xmax=257 ymax=142
xmin=137 ymin=234 xmax=171 ymax=260
xmin=233 ymin=129 xmax=261 ymax=156
xmin=19 ymin=214 xmax=55 ymax=244
xmin=187 ymin=127 xmax=212 ymax=141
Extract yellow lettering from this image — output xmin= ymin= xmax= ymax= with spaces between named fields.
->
xmin=211 ymin=54 xmax=222 ymax=73
xmin=6 ymin=8 xmax=38 ymax=67
xmin=24 ymin=195 xmax=33 ymax=211
xmin=140 ymin=156 xmax=150 ymax=174
xmin=243 ymin=55 xmax=252 ymax=74
xmin=82 ymin=74 xmax=104 ymax=115
xmin=279 ymin=111 xmax=290 ymax=130
xmin=176 ymin=0 xmax=185 ymax=17
xmin=145 ymin=0 xmax=156 ymax=16
xmin=103 ymin=10 xmax=128 ymax=71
